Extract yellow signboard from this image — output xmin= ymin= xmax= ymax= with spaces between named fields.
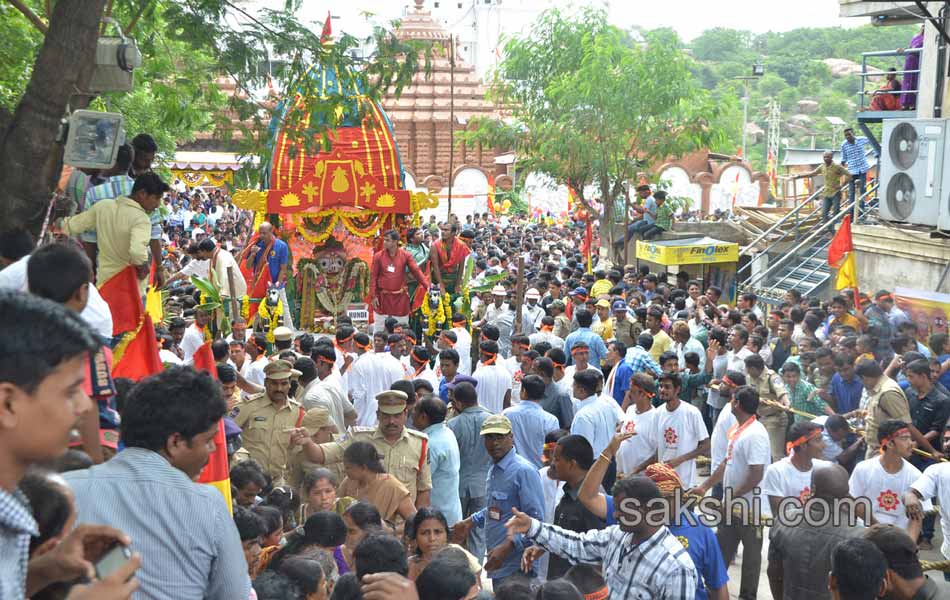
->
xmin=636 ymin=237 xmax=739 ymax=266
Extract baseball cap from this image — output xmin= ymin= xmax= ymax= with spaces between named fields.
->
xmin=612 ymin=300 xmax=628 ymax=311
xmin=272 ymin=326 xmax=293 ymax=342
xmin=480 ymin=414 xmax=513 ymax=436
xmin=263 ymin=359 xmax=300 ymax=380
xmin=301 ymin=407 xmax=332 ymax=433
xmin=376 ymin=390 xmax=409 ymax=414
xmin=595 ymin=298 xmax=611 ymax=309
xmin=569 ymin=287 xmax=588 ymax=297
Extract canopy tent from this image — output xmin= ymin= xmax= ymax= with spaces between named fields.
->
xmin=168 ymin=151 xmax=245 ymax=188
xmin=636 ymin=237 xmax=739 ymax=303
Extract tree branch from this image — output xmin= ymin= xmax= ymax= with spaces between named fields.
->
xmin=125 ymin=0 xmax=152 ymax=34
xmin=6 ymin=0 xmax=48 ymax=33
xmin=100 ymin=0 xmax=113 ymax=34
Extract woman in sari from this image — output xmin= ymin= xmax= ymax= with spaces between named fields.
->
xmin=337 ymin=442 xmax=415 ymax=524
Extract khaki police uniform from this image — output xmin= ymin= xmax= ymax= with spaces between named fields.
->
xmin=612 ymin=315 xmax=642 ymax=347
xmin=317 ymin=391 xmax=432 ymax=502
xmin=748 ymin=368 xmax=789 ymax=461
xmin=231 ymin=360 xmax=304 ymax=484
xmin=288 ymin=407 xmax=345 ymax=492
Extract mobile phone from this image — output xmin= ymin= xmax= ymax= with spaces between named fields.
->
xmin=95 ymin=545 xmax=132 ymax=580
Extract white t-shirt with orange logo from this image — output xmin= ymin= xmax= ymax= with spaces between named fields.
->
xmin=651 ymin=401 xmax=708 ymax=487
xmin=849 ymin=457 xmax=931 ymax=530
xmin=761 ymin=457 xmax=834 ymax=516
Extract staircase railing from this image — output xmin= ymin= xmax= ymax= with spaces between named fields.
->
xmin=738 ymin=184 xmax=830 ymax=260
xmin=742 ymin=182 xmax=879 ymax=291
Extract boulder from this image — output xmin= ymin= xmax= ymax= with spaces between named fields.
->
xmin=797 ymin=99 xmax=820 ymax=114
xmin=822 ymin=58 xmax=863 ymax=78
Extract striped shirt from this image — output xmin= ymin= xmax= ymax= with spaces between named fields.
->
xmin=0 ymin=488 xmax=37 ymax=600
xmin=840 ymin=137 xmax=872 ymax=175
xmin=63 ymin=448 xmax=251 ymax=600
xmin=528 ymin=519 xmax=698 ymax=600
xmin=82 ymin=175 xmax=163 ymax=242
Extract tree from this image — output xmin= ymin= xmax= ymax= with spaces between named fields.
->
xmin=0 ymin=0 xmax=430 ymax=233
xmin=463 ymin=8 xmax=731 ymax=255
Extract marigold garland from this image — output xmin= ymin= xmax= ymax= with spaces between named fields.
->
xmin=257 ymin=297 xmax=283 ymax=343
xmin=421 ymin=292 xmax=452 ymax=336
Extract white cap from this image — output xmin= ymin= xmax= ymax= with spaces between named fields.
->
xmin=491 ymin=285 xmax=507 ymax=296
xmin=525 ymin=288 xmax=541 ymax=300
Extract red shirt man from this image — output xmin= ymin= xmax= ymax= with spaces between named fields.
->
xmin=370 ymin=230 xmax=429 ymax=320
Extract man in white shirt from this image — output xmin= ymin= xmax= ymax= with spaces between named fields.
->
xmin=472 ymin=339 xmax=512 ymax=414
xmin=761 ymin=420 xmax=833 ymax=516
xmin=726 ymin=326 xmax=753 ymax=375
xmin=635 ymin=371 xmax=709 ymax=487
xmin=407 ymin=345 xmax=439 ymax=390
xmin=671 ymin=320 xmax=706 ymax=372
xmin=348 ymin=334 xmax=406 ymax=426
xmin=616 ymin=373 xmax=658 ymax=477
xmin=691 ymin=385 xmax=771 ymax=600
xmin=304 ymin=345 xmax=357 ymax=434
xmin=850 ymin=419 xmax=931 ymax=533
xmin=450 ymin=315 xmax=473 ymax=375
xmin=905 ymin=422 xmax=950 ymax=563
xmin=529 ymin=316 xmax=565 ymax=351
xmin=244 ymin=333 xmax=270 ymax=387
xmin=180 ymin=308 xmax=211 ymax=363
xmin=520 ymin=288 xmax=545 ymax=335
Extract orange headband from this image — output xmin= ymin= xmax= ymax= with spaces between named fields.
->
xmin=552 ymin=361 xmax=565 ymax=368
xmin=335 ymin=333 xmax=354 ymax=344
xmin=355 ymin=340 xmax=371 ymax=351
xmin=411 ymin=350 xmax=427 ymax=364
xmin=513 ymin=341 xmax=530 ymax=349
xmin=316 ymin=355 xmax=336 ymax=365
xmin=571 ymin=346 xmax=589 ymax=355
xmin=585 ymin=588 xmax=609 ymax=600
xmin=440 ymin=332 xmax=456 ymax=347
xmin=480 ymin=333 xmax=491 ymax=342
xmin=631 ymin=383 xmax=655 ymax=398
xmin=540 ymin=324 xmax=554 ymax=332
xmin=722 ymin=375 xmax=736 ymax=388
xmin=786 ymin=428 xmax=822 ymax=455
xmin=482 ymin=352 xmax=497 ymax=365
xmin=452 ymin=317 xmax=467 ymax=325
xmin=880 ymin=427 xmax=910 ymax=454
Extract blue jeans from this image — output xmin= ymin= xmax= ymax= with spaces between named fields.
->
xmin=822 ymin=192 xmax=841 ymax=222
xmin=847 ymin=172 xmax=867 ymax=219
xmin=623 ymin=219 xmax=653 ymax=243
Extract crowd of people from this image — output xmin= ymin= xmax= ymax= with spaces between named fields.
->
xmin=2 ymin=136 xmax=950 ymax=600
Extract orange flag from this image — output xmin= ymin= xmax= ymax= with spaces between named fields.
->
xmin=828 ymin=215 xmax=860 ymax=304
xmin=321 ymin=11 xmax=332 ymax=43
xmin=192 ymin=342 xmax=231 ymax=510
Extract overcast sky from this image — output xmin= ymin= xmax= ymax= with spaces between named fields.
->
xmin=255 ymin=0 xmax=867 ymax=42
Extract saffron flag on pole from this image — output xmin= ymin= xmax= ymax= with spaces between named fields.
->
xmin=487 ymin=173 xmax=496 ymax=215
xmin=192 ymin=342 xmax=232 ymax=511
xmin=828 ymin=214 xmax=860 ymax=301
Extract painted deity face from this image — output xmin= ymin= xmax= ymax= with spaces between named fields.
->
xmin=316 ymin=249 xmax=346 ymax=276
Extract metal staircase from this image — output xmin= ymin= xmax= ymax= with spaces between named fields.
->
xmin=737 ymin=182 xmax=879 ymax=304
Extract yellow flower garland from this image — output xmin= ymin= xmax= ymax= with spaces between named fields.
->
xmin=257 ymin=297 xmax=283 ymax=343
xmin=421 ymin=292 xmax=452 ymax=336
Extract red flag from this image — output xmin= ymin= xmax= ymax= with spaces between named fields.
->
xmin=192 ymin=341 xmax=219 ymax=379
xmin=827 ymin=215 xmax=854 ymax=267
xmin=196 ymin=418 xmax=232 ymax=511
xmin=112 ymin=314 xmax=163 ymax=380
xmin=321 ymin=12 xmax=332 ymax=42
xmin=98 ymin=266 xmax=143 ymax=336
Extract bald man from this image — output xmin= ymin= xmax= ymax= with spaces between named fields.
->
xmin=245 ymin=222 xmax=294 ymax=330
xmin=768 ymin=464 xmax=864 ymax=600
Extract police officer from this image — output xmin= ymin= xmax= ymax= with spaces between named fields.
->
xmin=231 ymin=359 xmax=304 ymax=485
xmin=611 ymin=299 xmax=641 ymax=347
xmin=287 ymin=406 xmax=342 ymax=493
xmin=290 ymin=390 xmax=432 ymax=507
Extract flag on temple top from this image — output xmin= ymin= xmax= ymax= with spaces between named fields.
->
xmin=99 ymin=266 xmax=162 ymax=380
xmin=828 ymin=214 xmax=859 ymax=300
xmin=567 ymin=186 xmax=577 ymax=212
xmin=192 ymin=342 xmax=231 ymax=511
xmin=321 ymin=12 xmax=332 ymax=43
xmin=487 ymin=174 xmax=496 ymax=215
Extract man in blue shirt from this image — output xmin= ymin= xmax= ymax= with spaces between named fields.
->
xmin=617 ymin=184 xmax=658 ymax=250
xmin=452 ymin=414 xmax=545 ymax=587
xmin=445 ymin=380 xmax=491 ymax=561
xmin=503 ymin=374 xmax=559 ymax=469
xmin=840 ymin=127 xmax=877 ymax=221
xmin=413 ymin=396 xmax=462 ymax=525
xmin=830 ymin=355 xmax=863 ymax=414
xmin=564 ymin=309 xmax=608 ymax=368
xmin=245 ymin=222 xmax=293 ymax=329
xmin=437 ymin=349 xmax=460 ymax=403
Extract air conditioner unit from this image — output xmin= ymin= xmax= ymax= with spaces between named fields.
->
xmin=879 ymin=118 xmax=945 ymax=227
